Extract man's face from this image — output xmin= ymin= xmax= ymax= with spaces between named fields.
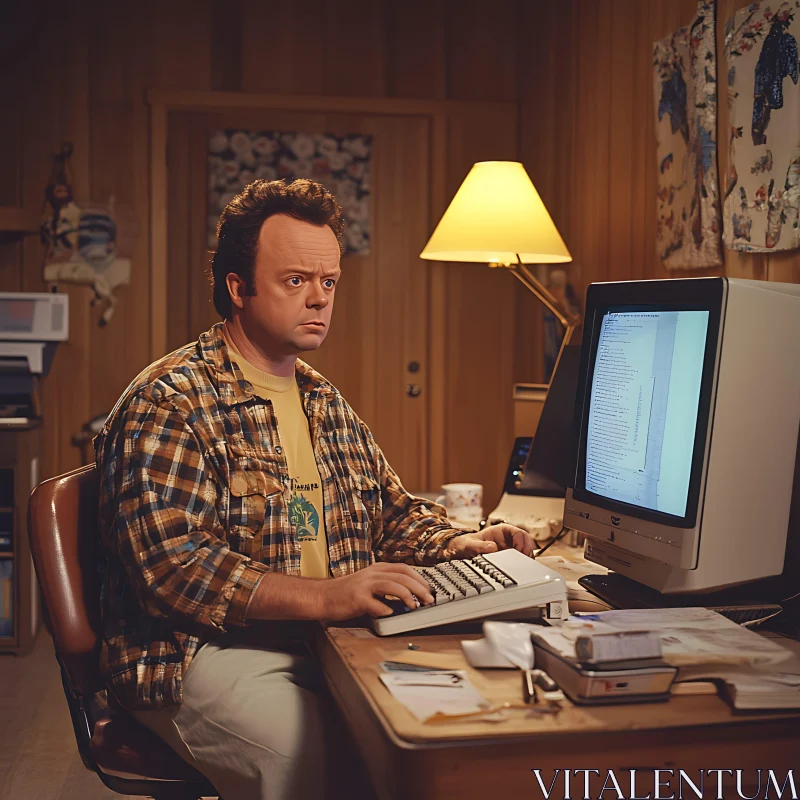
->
xmin=231 ymin=214 xmax=341 ymax=357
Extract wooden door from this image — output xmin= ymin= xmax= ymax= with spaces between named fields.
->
xmin=167 ymin=109 xmax=431 ymax=490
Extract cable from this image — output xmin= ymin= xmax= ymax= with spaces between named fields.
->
xmin=741 ymin=607 xmax=783 ymax=628
xmin=533 ymin=526 xmax=569 ymax=559
xmin=781 ymin=588 xmax=800 ymax=604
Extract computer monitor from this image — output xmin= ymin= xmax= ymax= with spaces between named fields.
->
xmin=564 ymin=278 xmax=800 ymax=594
xmin=516 ymin=344 xmax=581 ymax=497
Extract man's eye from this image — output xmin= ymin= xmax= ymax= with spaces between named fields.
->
xmin=288 ymin=277 xmax=302 ymax=286
xmin=324 ymin=279 xmax=336 ymax=288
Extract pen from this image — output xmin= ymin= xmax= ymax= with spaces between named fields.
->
xmin=523 ymin=669 xmax=539 ymax=704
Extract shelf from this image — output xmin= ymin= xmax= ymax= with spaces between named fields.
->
xmin=0 ymin=552 xmax=14 ymax=558
xmin=0 ymin=206 xmax=39 ymax=242
xmin=0 ymin=420 xmax=41 ymax=431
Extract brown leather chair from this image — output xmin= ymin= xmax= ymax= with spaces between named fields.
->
xmin=28 ymin=464 xmax=217 ymax=799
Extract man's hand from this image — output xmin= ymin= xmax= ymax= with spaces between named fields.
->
xmin=444 ymin=524 xmax=536 ymax=560
xmin=246 ymin=528 xmax=534 ymax=626
xmin=318 ymin=562 xmax=434 ymax=620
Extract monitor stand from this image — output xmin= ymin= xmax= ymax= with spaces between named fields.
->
xmin=578 ymin=573 xmax=782 ymax=625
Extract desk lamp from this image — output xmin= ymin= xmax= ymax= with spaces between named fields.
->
xmin=420 ymin=161 xmax=576 ymax=379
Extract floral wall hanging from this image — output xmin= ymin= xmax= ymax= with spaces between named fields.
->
xmin=208 ymin=130 xmax=373 ymax=255
xmin=653 ymin=0 xmax=723 ymax=268
xmin=723 ymin=2 xmax=800 ymax=252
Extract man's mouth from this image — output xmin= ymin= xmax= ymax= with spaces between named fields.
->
xmin=301 ymin=321 xmax=326 ymax=328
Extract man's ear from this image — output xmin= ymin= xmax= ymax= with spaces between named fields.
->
xmin=225 ymin=272 xmax=246 ymax=310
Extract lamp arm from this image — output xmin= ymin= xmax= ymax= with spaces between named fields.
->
xmin=510 ymin=257 xmax=571 ymax=329
xmin=510 ymin=256 xmax=577 ymax=380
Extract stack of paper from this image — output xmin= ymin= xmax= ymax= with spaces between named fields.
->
xmin=675 ymin=665 xmax=800 ymax=710
xmin=557 ymin=608 xmax=794 ymax=668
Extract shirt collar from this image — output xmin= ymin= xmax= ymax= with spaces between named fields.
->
xmin=198 ymin=323 xmax=339 ymax=406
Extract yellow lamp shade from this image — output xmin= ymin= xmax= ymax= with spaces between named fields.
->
xmin=420 ymin=161 xmax=572 ymax=264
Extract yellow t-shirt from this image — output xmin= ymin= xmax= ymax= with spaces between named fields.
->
xmin=224 ymin=332 xmax=329 ymax=579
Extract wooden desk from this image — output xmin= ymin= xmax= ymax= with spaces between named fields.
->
xmin=318 ymin=625 xmax=800 ymax=800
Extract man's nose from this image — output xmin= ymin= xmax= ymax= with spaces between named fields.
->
xmin=308 ymin=281 xmax=328 ymax=308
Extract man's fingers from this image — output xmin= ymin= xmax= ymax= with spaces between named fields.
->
xmin=366 ymin=598 xmax=394 ymax=618
xmin=385 ymin=574 xmax=434 ymax=605
xmin=403 ymin=566 xmax=436 ymax=598
xmin=375 ymin=563 xmax=433 ymax=600
xmin=488 ymin=524 xmax=533 ymax=555
xmin=482 ymin=527 xmax=507 ymax=548
xmin=372 ymin=580 xmax=419 ymax=611
xmin=396 ymin=569 xmax=434 ymax=603
xmin=512 ymin=527 xmax=534 ymax=556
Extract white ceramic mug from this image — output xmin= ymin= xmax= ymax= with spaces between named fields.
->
xmin=435 ymin=482 xmax=483 ymax=521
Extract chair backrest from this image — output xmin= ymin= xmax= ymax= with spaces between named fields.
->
xmin=28 ymin=463 xmax=103 ymax=697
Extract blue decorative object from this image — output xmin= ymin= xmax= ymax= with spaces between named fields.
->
xmin=752 ymin=13 xmax=798 ymax=144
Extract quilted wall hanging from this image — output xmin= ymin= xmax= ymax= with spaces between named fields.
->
xmin=723 ymin=2 xmax=800 ymax=252
xmin=653 ymin=0 xmax=723 ymax=268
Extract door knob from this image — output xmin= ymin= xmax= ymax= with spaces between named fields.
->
xmin=406 ymin=384 xmax=422 ymax=397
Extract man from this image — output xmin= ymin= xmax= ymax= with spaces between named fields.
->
xmin=96 ymin=178 xmax=534 ymax=799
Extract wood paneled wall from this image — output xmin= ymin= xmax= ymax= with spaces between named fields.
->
xmin=520 ymin=0 xmax=800 ymax=299
xmin=1 ymin=0 xmax=527 ymax=506
xmin=2 ymin=0 xmax=798 ymax=504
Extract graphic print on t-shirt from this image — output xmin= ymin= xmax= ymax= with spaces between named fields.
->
xmin=288 ymin=477 xmax=321 ymax=541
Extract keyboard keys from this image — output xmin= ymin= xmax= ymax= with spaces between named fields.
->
xmin=402 ymin=554 xmax=527 ymax=616
xmin=413 ymin=560 xmax=498 ymax=604
xmin=471 ymin=556 xmax=517 ymax=588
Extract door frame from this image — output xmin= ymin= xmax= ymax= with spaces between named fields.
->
xmin=146 ymin=89 xmax=517 ymax=490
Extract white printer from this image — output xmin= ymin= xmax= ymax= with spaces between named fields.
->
xmin=0 ymin=292 xmax=69 ymax=653
xmin=0 ymin=292 xmax=69 ymax=425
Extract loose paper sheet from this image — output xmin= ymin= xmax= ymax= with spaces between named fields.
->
xmin=379 ymin=670 xmax=489 ymax=722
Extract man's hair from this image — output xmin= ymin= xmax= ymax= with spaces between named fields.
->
xmin=208 ymin=178 xmax=345 ymax=318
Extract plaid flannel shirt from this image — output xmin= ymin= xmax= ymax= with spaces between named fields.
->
xmin=95 ymin=323 xmax=464 ymax=709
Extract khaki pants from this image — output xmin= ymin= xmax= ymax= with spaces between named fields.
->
xmin=133 ymin=637 xmax=366 ymax=800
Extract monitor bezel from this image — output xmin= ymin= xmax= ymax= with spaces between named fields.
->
xmin=571 ymin=278 xmax=725 ymax=529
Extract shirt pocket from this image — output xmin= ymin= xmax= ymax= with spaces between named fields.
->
xmin=340 ymin=471 xmax=381 ymax=547
xmin=228 ymin=461 xmax=284 ymax=559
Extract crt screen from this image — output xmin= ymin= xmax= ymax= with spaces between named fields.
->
xmin=585 ymin=310 xmax=709 ymax=517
